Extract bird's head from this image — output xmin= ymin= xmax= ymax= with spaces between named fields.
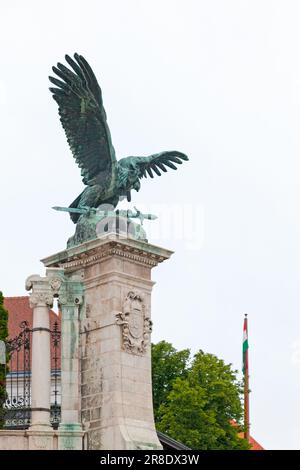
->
xmin=117 ymin=159 xmax=141 ymax=192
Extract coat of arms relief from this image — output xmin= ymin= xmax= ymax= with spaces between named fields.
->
xmin=116 ymin=291 xmax=152 ymax=355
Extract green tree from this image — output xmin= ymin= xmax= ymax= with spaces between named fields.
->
xmin=152 ymin=342 xmax=249 ymax=450
xmin=151 ymin=341 xmax=190 ymax=420
xmin=0 ymin=292 xmax=9 ymax=428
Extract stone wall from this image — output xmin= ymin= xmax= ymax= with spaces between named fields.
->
xmin=0 ymin=430 xmax=60 ymax=450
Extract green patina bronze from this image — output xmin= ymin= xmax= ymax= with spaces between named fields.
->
xmin=49 ymin=53 xmax=189 ymax=247
xmin=53 ymin=206 xmax=156 ymax=247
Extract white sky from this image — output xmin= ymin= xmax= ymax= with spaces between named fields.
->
xmin=1 ymin=0 xmax=300 ymax=449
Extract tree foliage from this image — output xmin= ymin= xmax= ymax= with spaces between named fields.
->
xmin=151 ymin=340 xmax=190 ymax=420
xmin=0 ymin=292 xmax=8 ymax=428
xmin=152 ymin=342 xmax=249 ymax=450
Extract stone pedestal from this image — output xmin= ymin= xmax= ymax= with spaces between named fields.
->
xmin=42 ymin=235 xmax=172 ymax=450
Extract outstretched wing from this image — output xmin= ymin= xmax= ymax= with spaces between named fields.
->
xmin=122 ymin=151 xmax=188 ymax=179
xmin=49 ymin=53 xmax=116 ymax=185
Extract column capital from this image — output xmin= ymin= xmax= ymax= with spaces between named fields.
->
xmin=58 ymin=279 xmax=84 ymax=307
xmin=58 ymin=294 xmax=83 ymax=307
xmin=25 ymin=275 xmax=53 ymax=309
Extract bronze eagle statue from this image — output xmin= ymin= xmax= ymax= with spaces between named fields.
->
xmin=49 ymin=53 xmax=188 ymax=223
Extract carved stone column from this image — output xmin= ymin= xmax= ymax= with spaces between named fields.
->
xmin=53 ymin=272 xmax=84 ymax=450
xmin=42 ymin=235 xmax=173 ymax=450
xmin=25 ymin=274 xmax=53 ymax=449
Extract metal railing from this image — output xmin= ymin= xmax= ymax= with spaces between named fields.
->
xmin=2 ymin=320 xmax=61 ymax=430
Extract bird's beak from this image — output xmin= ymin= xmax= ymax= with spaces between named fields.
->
xmin=134 ymin=180 xmax=141 ymax=192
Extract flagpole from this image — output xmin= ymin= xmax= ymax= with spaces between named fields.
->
xmin=243 ymin=314 xmax=250 ymax=442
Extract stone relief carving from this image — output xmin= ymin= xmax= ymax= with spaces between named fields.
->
xmin=61 ymin=435 xmax=75 ymax=450
xmin=28 ymin=291 xmax=53 ymax=309
xmin=31 ymin=435 xmax=51 ymax=449
xmin=49 ymin=276 xmax=62 ymax=294
xmin=116 ymin=291 xmax=152 ymax=355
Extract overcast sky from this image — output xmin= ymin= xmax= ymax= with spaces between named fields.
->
xmin=1 ymin=0 xmax=300 ymax=449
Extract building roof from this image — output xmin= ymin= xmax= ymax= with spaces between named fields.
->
xmin=4 ymin=296 xmax=61 ymax=371
xmin=230 ymin=419 xmax=264 ymax=450
xmin=157 ymin=431 xmax=191 ymax=450
xmin=247 ymin=435 xmax=264 ymax=451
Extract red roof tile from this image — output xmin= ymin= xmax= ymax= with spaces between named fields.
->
xmin=248 ymin=435 xmax=264 ymax=451
xmin=230 ymin=419 xmax=264 ymax=450
xmin=4 ymin=296 xmax=61 ymax=371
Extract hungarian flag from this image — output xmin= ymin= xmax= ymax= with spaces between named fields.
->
xmin=243 ymin=316 xmax=249 ymax=375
